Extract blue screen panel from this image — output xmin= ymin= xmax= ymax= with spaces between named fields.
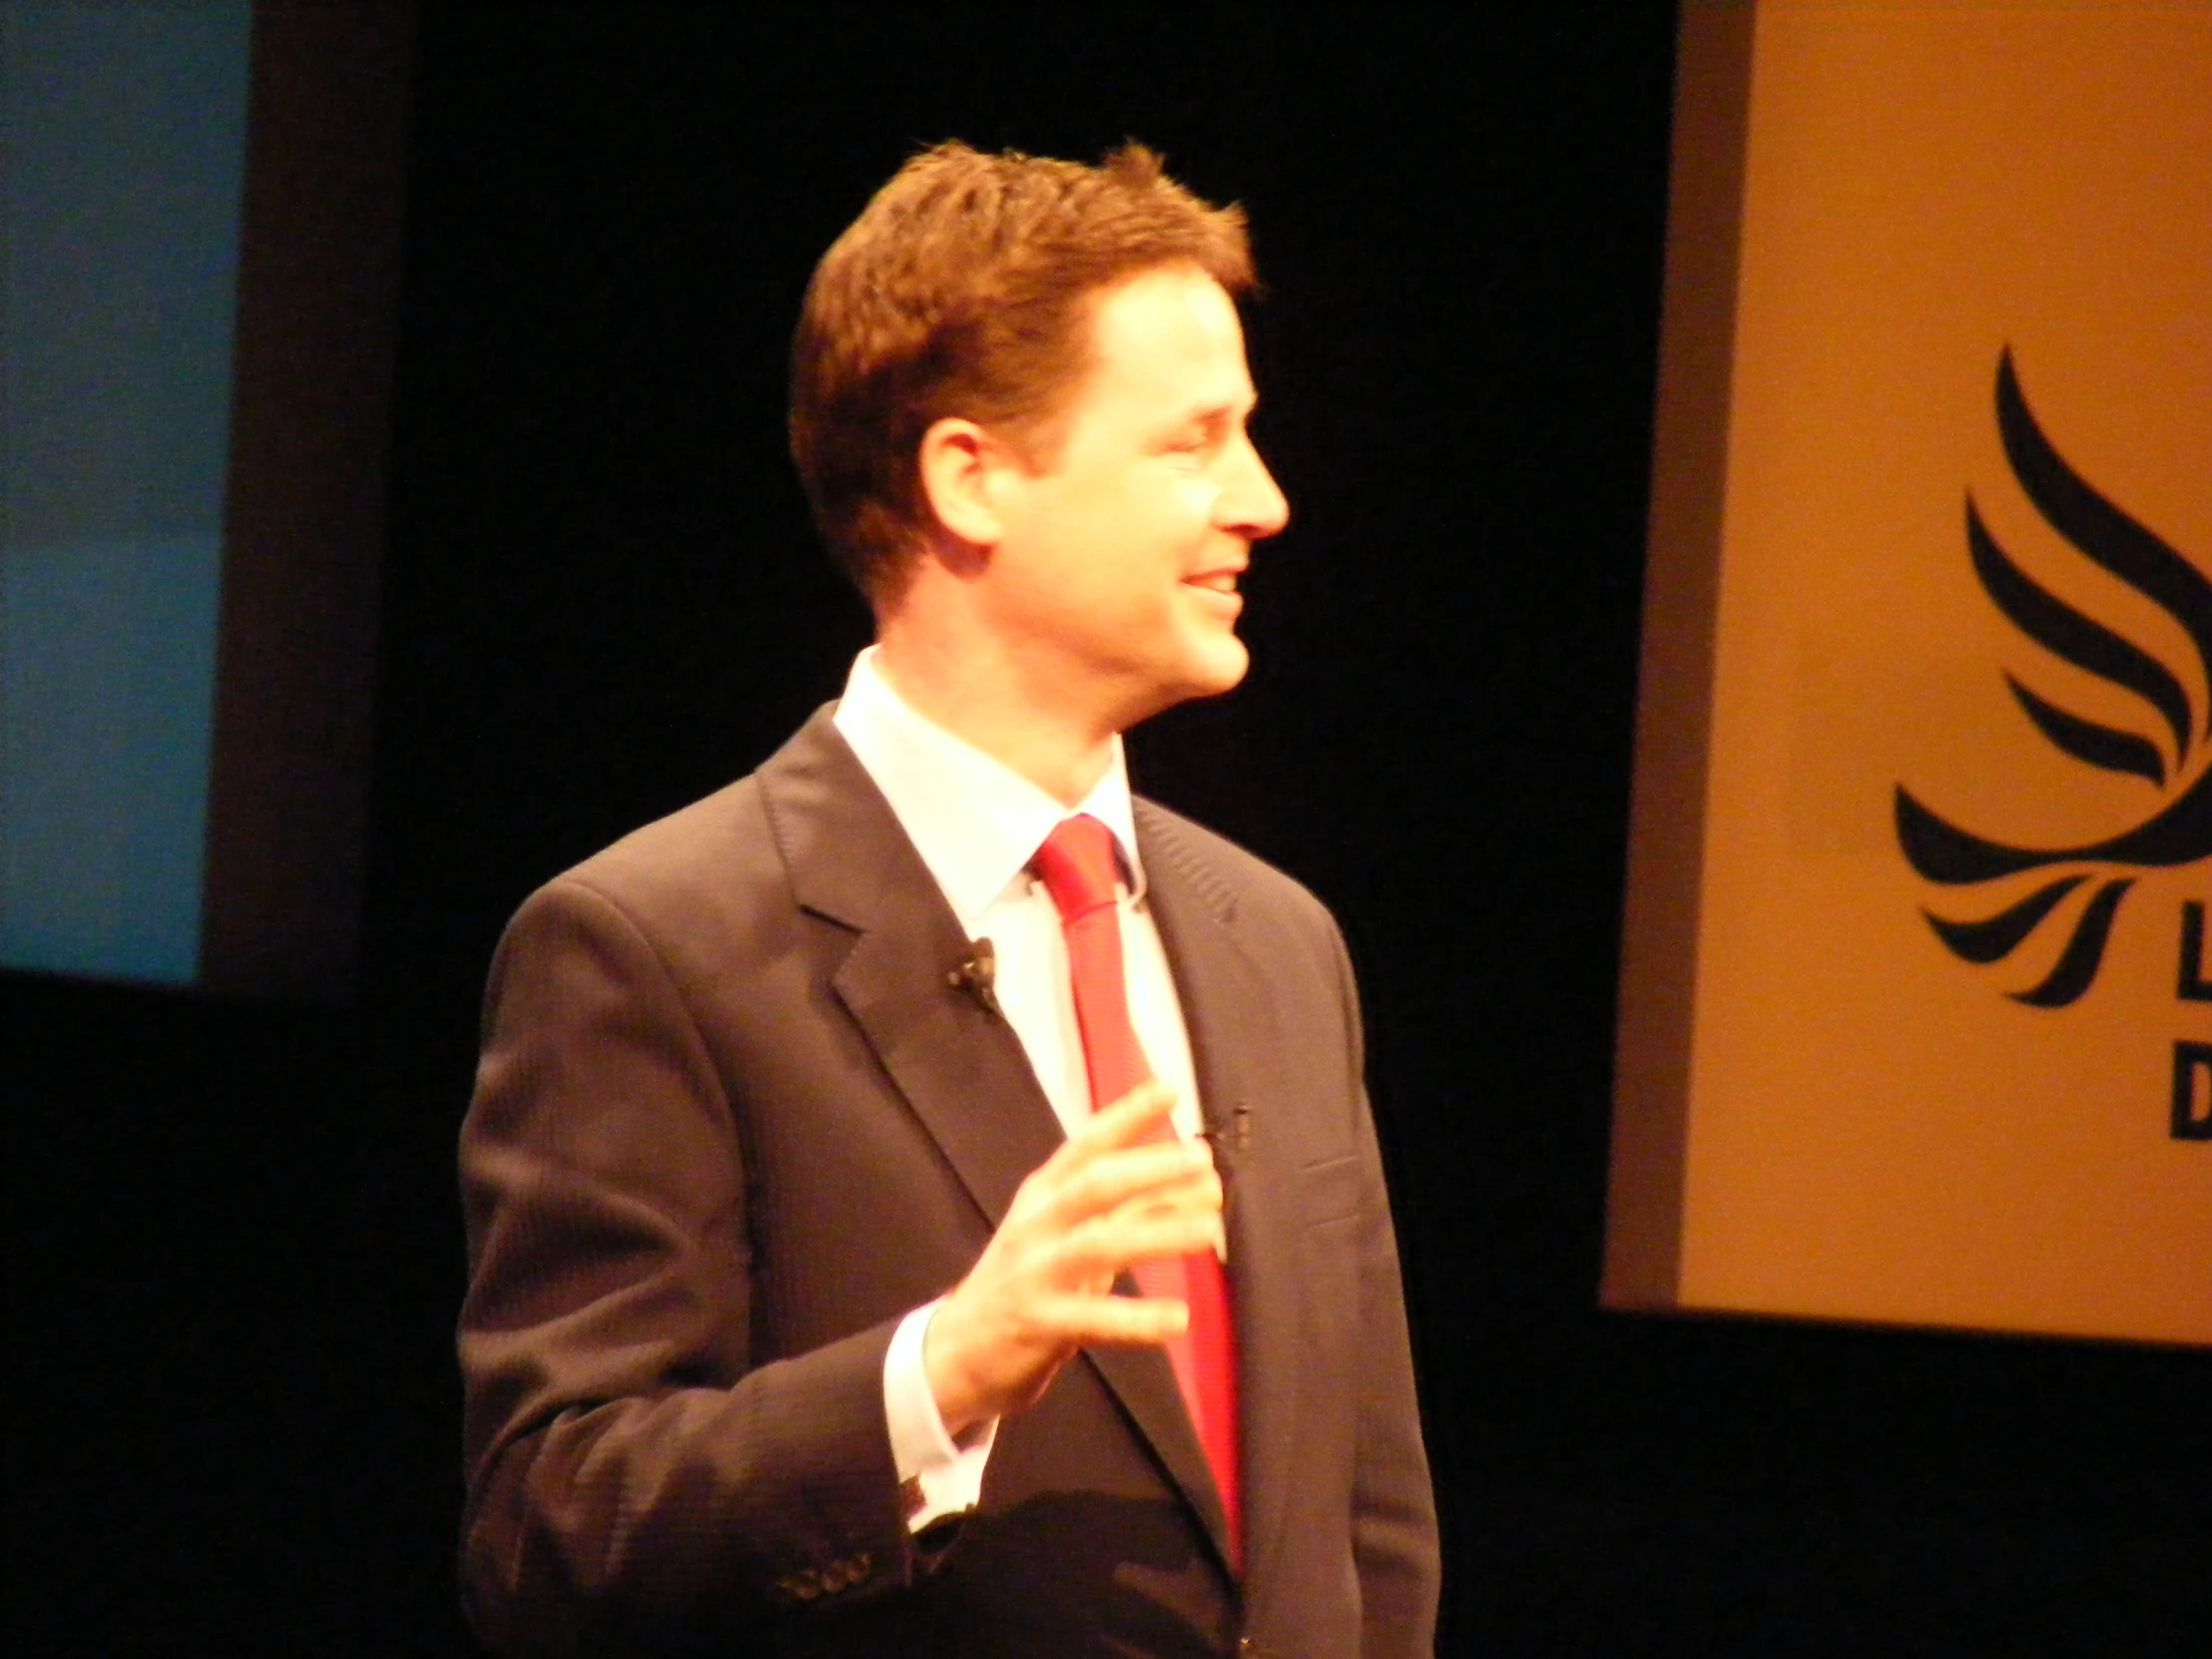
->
xmin=1 ymin=1 xmax=254 ymax=982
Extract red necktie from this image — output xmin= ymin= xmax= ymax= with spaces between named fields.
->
xmin=1032 ymin=814 xmax=1241 ymax=1560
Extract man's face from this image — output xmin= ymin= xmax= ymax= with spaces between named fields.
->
xmin=978 ymin=266 xmax=1290 ymax=730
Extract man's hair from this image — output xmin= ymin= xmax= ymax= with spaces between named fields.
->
xmin=789 ymin=140 xmax=1256 ymax=604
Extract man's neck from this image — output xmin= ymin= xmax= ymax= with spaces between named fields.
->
xmin=871 ymin=630 xmax=1117 ymax=809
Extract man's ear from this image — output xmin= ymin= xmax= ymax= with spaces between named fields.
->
xmin=916 ymin=417 xmax=1013 ymax=550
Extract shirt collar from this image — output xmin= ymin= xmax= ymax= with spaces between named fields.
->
xmin=830 ymin=647 xmax=1146 ymax=930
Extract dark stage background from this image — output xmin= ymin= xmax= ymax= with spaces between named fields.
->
xmin=9 ymin=9 xmax=2206 ymax=1655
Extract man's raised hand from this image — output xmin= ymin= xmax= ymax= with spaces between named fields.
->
xmin=921 ymin=1080 xmax=1222 ymax=1435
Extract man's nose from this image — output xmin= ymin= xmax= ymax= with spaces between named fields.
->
xmin=1220 ymin=434 xmax=1291 ymax=541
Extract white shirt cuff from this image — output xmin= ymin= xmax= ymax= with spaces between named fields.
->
xmin=882 ymin=1300 xmax=996 ymax=1530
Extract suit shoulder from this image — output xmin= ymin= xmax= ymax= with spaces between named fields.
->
xmin=1132 ymin=797 xmax=1340 ymax=940
xmin=523 ymin=773 xmax=780 ymax=935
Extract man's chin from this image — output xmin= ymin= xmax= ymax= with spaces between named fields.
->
xmin=1168 ymin=637 xmax=1251 ymax=706
xmin=1110 ymin=641 xmax=1248 ymax=729
xmin=1200 ymin=638 xmax=1250 ymax=696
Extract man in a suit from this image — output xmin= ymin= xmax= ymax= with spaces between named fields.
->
xmin=457 ymin=141 xmax=1437 ymax=1658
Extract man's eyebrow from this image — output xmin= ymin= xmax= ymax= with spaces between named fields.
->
xmin=1183 ymin=396 xmax=1256 ymax=431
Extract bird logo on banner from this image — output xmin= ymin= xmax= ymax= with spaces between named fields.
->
xmin=1895 ymin=348 xmax=2212 ymax=1007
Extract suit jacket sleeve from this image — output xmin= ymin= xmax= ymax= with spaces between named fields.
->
xmin=1334 ymin=923 xmax=1441 ymax=1657
xmin=456 ymin=874 xmax=915 ymax=1655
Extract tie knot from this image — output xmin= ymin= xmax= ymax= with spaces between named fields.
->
xmin=1032 ymin=815 xmax=1121 ymax=923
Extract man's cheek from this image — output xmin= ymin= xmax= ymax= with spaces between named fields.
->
xmin=1172 ymin=477 xmax=1218 ymax=518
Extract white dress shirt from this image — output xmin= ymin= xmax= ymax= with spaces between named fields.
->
xmin=830 ymin=646 xmax=1208 ymax=1529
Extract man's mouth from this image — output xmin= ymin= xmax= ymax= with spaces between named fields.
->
xmin=1183 ymin=570 xmax=1242 ymax=595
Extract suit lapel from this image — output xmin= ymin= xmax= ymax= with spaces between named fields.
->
xmin=761 ymin=708 xmax=1063 ymax=1230
xmin=1138 ymin=803 xmax=1303 ymax=1594
xmin=758 ymin=713 xmax=1232 ymax=1570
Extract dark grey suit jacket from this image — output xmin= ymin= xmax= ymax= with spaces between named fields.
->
xmin=457 ymin=708 xmax=1437 ymax=1657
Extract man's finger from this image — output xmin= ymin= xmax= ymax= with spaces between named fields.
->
xmin=1064 ymin=1078 xmax=1179 ymax=1155
xmin=1110 ymin=1184 xmax=1230 ymax=1260
xmin=1038 ymin=1141 xmax=1216 ymax=1229
xmin=1057 ymin=1207 xmax=1226 ymax=1280
xmin=1035 ymin=1289 xmax=1190 ymax=1347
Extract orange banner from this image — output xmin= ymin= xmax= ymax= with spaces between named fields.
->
xmin=1607 ymin=2 xmax=2210 ymax=1345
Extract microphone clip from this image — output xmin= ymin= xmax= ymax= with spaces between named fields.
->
xmin=948 ymin=936 xmax=1000 ymax=1016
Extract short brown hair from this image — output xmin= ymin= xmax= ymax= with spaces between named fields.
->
xmin=789 ymin=141 xmax=1256 ymax=603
